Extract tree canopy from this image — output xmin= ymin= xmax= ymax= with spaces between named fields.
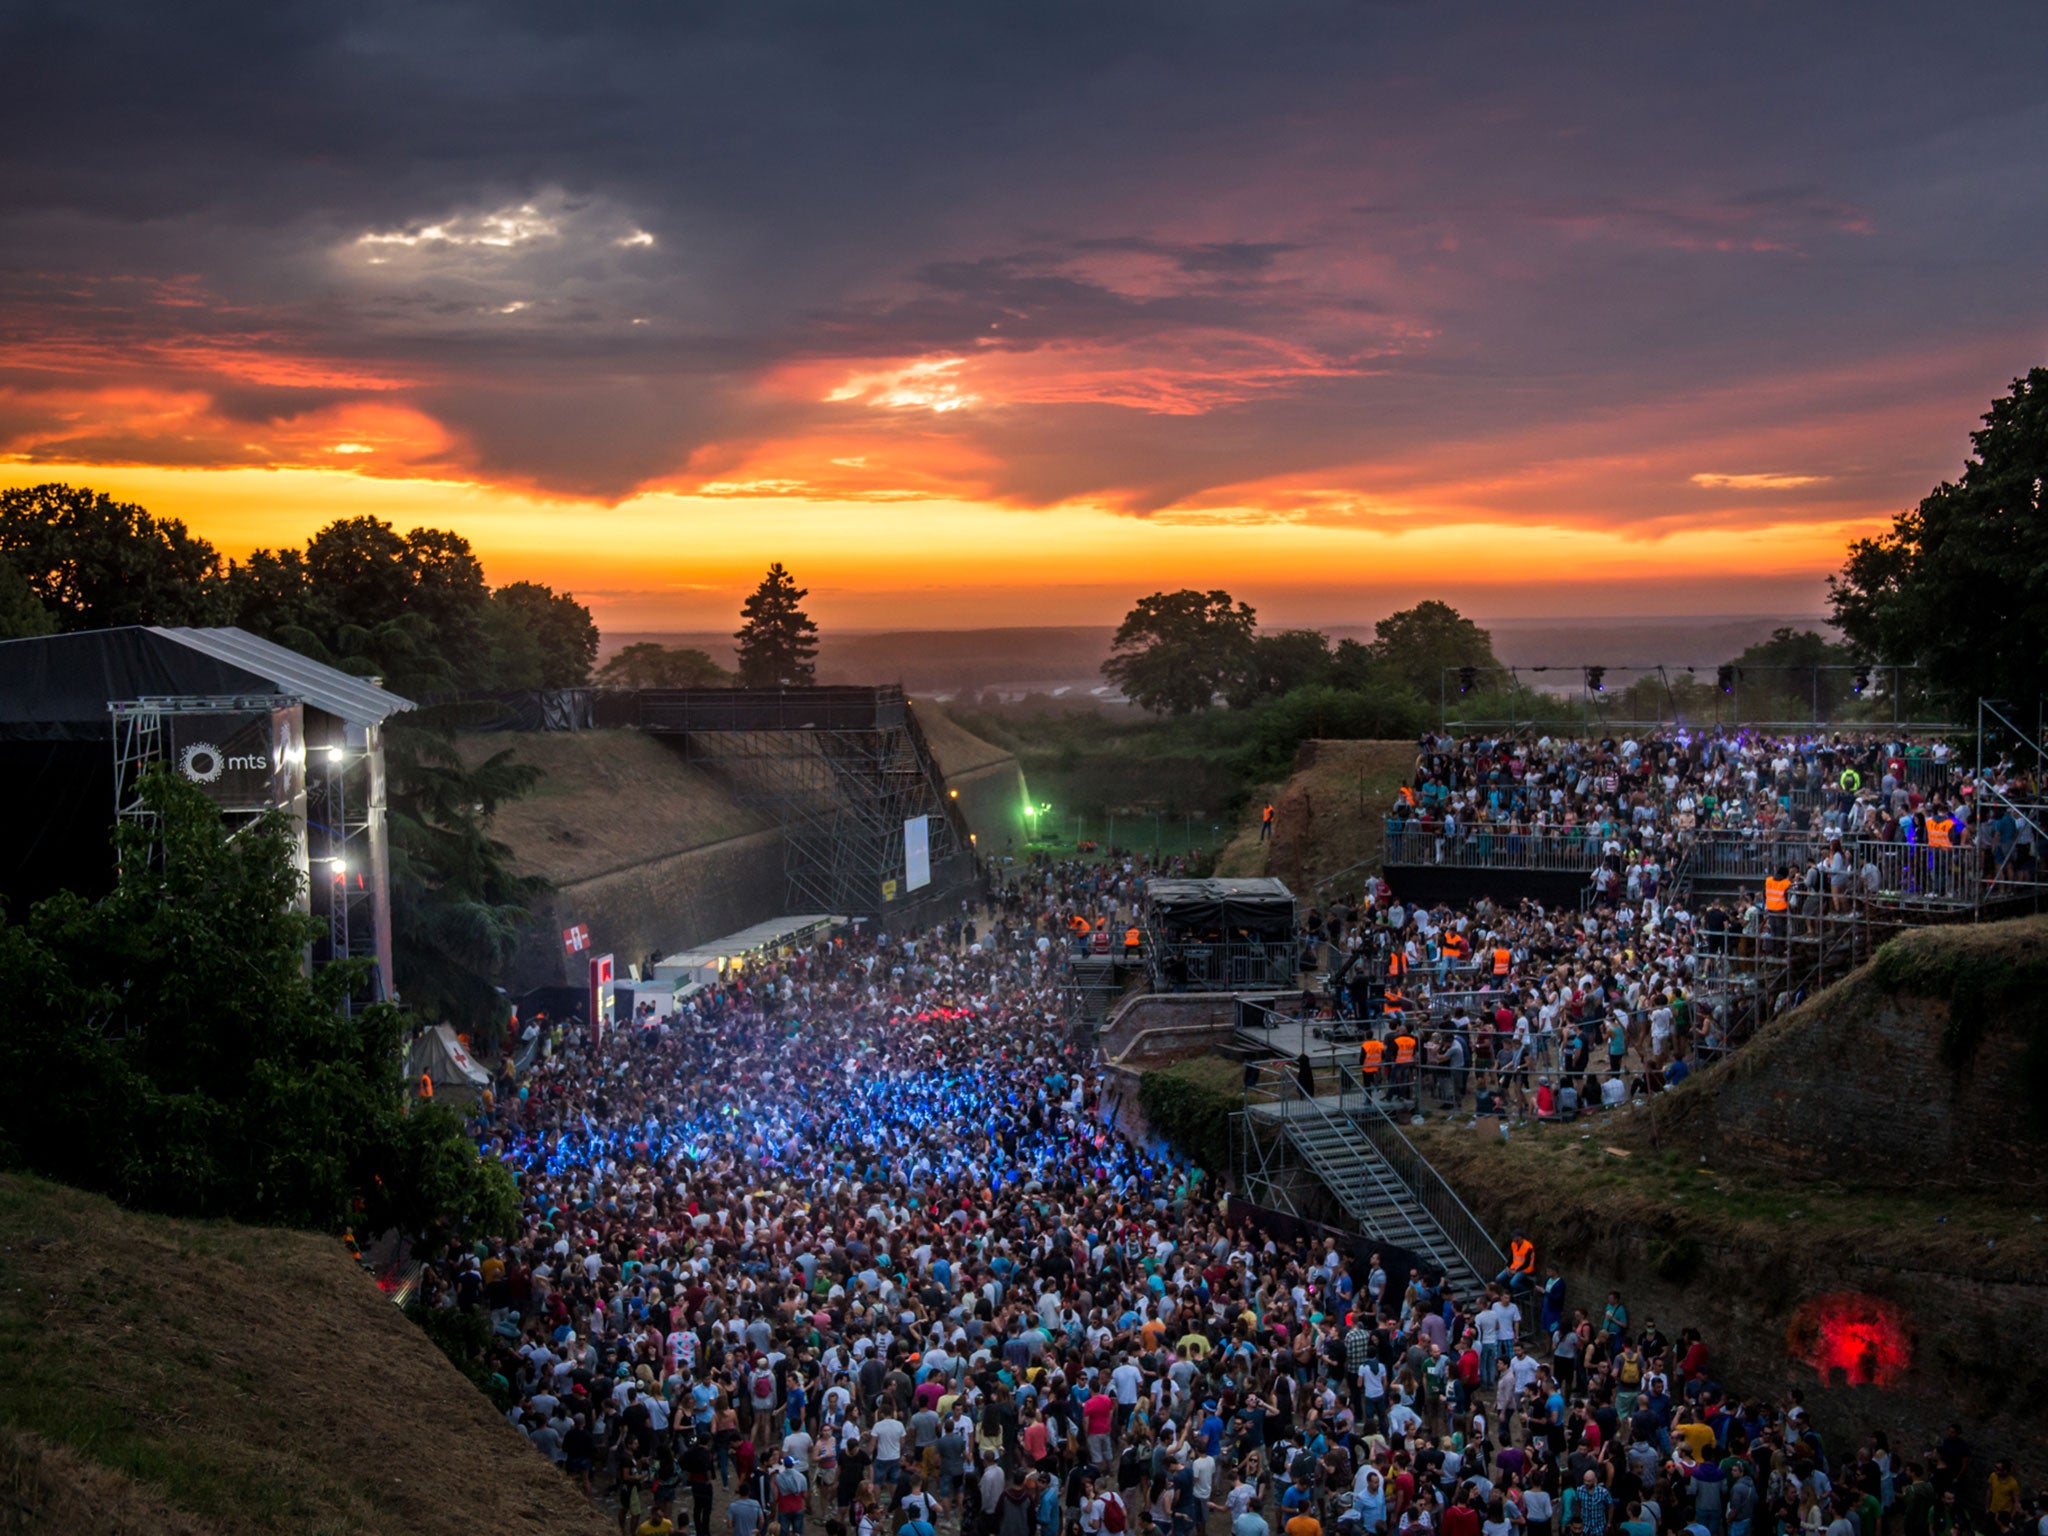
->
xmin=0 ymin=482 xmax=224 ymax=630
xmin=1831 ymin=366 xmax=2048 ymax=716
xmin=385 ymin=721 xmax=551 ymax=1034
xmin=1369 ymin=599 xmax=1501 ymax=698
xmin=1102 ymin=590 xmax=1258 ymax=715
xmin=0 ymin=772 xmax=514 ymax=1244
xmin=0 ymin=554 xmax=55 ymax=639
xmin=734 ymin=562 xmax=819 ymax=686
xmin=598 ymin=641 xmax=734 ymax=688
xmin=480 ymin=581 xmax=600 ymax=689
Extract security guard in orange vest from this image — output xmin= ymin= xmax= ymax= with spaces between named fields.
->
xmin=1360 ymin=1036 xmax=1386 ymax=1080
xmin=1763 ymin=874 xmax=1791 ymax=913
xmin=1124 ymin=924 xmax=1141 ymax=955
xmin=1926 ymin=811 xmax=1953 ymax=847
xmin=418 ymin=1071 xmax=434 ymax=1099
xmin=1492 ymin=945 xmax=1512 ymax=977
xmin=1498 ymin=1229 xmax=1536 ymax=1290
xmin=1260 ymin=802 xmax=1276 ymax=842
xmin=1391 ymin=1027 xmax=1418 ymax=1100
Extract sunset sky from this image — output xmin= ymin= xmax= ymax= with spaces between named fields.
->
xmin=5 ymin=2 xmax=2046 ymax=631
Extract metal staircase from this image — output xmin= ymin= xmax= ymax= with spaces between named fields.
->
xmin=1237 ymin=1062 xmax=1505 ymax=1300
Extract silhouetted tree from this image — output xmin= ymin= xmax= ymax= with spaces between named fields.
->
xmin=734 ymin=562 xmax=819 ymax=686
xmin=0 ymin=482 xmax=223 ymax=630
xmin=1103 ymin=590 xmax=1258 ymax=716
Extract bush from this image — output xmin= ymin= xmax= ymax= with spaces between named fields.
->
xmin=1139 ymin=1056 xmax=1244 ymax=1176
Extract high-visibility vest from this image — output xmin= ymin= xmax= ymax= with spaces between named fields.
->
xmin=1492 ymin=947 xmax=1512 ymax=976
xmin=1124 ymin=927 xmax=1141 ymax=948
xmin=418 ymin=1072 xmax=434 ymax=1098
xmin=1839 ymin=768 xmax=1861 ymax=792
xmin=1360 ymin=1039 xmax=1386 ymax=1076
xmin=1383 ymin=988 xmax=1406 ymax=1013
xmin=1764 ymin=877 xmax=1791 ymax=913
xmin=1926 ymin=818 xmax=1952 ymax=847
xmin=1510 ymin=1237 xmax=1536 ymax=1274
xmin=1387 ymin=952 xmax=1409 ymax=978
xmin=1262 ymin=804 xmax=1275 ymax=824
xmin=1393 ymin=1034 xmax=1417 ymax=1064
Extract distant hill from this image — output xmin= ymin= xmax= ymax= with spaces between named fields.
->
xmin=601 ymin=614 xmax=1829 ymax=701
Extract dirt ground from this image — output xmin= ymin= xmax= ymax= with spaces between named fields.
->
xmin=1215 ymin=739 xmax=1417 ymax=895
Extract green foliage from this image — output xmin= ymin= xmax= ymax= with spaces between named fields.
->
xmin=1867 ymin=926 xmax=2048 ymax=1129
xmin=479 ymin=581 xmax=599 ymax=688
xmin=1831 ymin=367 xmax=2048 ymax=716
xmin=1138 ymin=1055 xmax=1243 ymax=1176
xmin=0 ymin=553 xmax=56 ymax=638
xmin=1230 ymin=629 xmax=1335 ymax=706
xmin=1103 ymin=590 xmax=1258 ymax=716
xmin=735 ymin=561 xmax=819 ymax=686
xmin=406 ymin=1299 xmax=513 ymax=1407
xmin=1369 ymin=599 xmax=1500 ymax=698
xmin=1725 ymin=626 xmax=1856 ymax=717
xmin=385 ymin=721 xmax=550 ymax=1034
xmin=599 ymin=640 xmax=734 ymax=687
xmin=1236 ymin=683 xmax=1431 ymax=778
xmin=0 ymin=482 xmax=224 ymax=630
xmin=0 ymin=773 xmax=512 ymax=1243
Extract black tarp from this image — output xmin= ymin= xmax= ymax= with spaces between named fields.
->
xmin=0 ymin=628 xmax=272 ymax=741
xmin=1143 ymin=877 xmax=1296 ymax=935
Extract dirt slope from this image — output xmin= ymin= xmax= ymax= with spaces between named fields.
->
xmin=1216 ymin=740 xmax=1416 ymax=892
xmin=0 ymin=1175 xmax=609 ymax=1536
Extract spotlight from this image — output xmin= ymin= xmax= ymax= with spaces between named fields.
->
xmin=1585 ymin=667 xmax=1606 ymax=693
xmin=1457 ymin=666 xmax=1477 ymax=694
xmin=1854 ymin=668 xmax=1870 ymax=695
xmin=1717 ymin=665 xmax=1735 ymax=693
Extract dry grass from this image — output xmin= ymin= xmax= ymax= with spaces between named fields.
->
xmin=455 ymin=731 xmax=772 ymax=886
xmin=0 ymin=1175 xmax=610 ymax=1536
xmin=1216 ymin=740 xmax=1416 ymax=890
xmin=909 ymin=699 xmax=1017 ymax=776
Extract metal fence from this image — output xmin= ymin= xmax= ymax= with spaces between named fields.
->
xmin=1383 ymin=819 xmax=1607 ymax=871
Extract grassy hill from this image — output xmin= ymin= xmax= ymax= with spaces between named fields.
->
xmin=0 ymin=1174 xmax=609 ymax=1536
xmin=1401 ymin=915 xmax=2048 ymax=1468
xmin=1215 ymin=739 xmax=1416 ymax=890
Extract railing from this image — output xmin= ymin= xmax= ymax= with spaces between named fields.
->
xmin=1244 ymin=1062 xmax=1485 ymax=1281
xmin=1352 ymin=1088 xmax=1510 ymax=1280
xmin=1383 ymin=819 xmax=1607 ymax=871
xmin=1150 ymin=940 xmax=1298 ymax=991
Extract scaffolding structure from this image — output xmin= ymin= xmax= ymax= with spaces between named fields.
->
xmin=109 ymin=693 xmax=392 ymax=1005
xmin=611 ymin=686 xmax=974 ymax=915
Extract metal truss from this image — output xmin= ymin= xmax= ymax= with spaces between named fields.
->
xmin=643 ymin=686 xmax=971 ymax=915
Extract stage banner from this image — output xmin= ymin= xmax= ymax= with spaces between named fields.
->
xmin=904 ymin=815 xmax=931 ymax=891
xmin=168 ymin=707 xmax=301 ymax=814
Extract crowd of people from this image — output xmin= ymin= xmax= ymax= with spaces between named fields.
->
xmin=1387 ymin=730 xmax=2040 ymax=894
xmin=408 ymin=849 xmax=2037 ymax=1536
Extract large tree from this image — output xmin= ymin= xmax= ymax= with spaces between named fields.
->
xmin=0 ymin=555 xmax=55 ymax=639
xmin=227 ymin=516 xmax=494 ymax=695
xmin=481 ymin=581 xmax=599 ymax=688
xmin=734 ymin=562 xmax=819 ymax=686
xmin=597 ymin=641 xmax=733 ymax=688
xmin=0 ymin=771 xmax=514 ymax=1242
xmin=1369 ymin=599 xmax=1500 ymax=699
xmin=1228 ymin=628 xmax=1335 ymax=706
xmin=1102 ymin=589 xmax=1258 ymax=716
xmin=385 ymin=722 xmax=550 ymax=1034
xmin=1831 ymin=367 xmax=2048 ymax=716
xmin=0 ymin=482 xmax=224 ymax=630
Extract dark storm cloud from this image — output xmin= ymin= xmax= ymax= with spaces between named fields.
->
xmin=2 ymin=0 xmax=2047 ymax=507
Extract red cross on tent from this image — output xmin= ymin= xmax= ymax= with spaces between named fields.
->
xmin=562 ymin=923 xmax=590 ymax=953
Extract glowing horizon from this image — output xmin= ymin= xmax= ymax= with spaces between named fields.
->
xmin=4 ymin=4 xmax=2043 ymax=632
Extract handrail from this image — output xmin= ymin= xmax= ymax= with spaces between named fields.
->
xmin=1246 ymin=1061 xmax=1458 ymax=1268
xmin=1352 ymin=1093 xmax=1510 ymax=1276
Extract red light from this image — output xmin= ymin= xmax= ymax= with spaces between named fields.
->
xmin=1785 ymin=1294 xmax=1911 ymax=1387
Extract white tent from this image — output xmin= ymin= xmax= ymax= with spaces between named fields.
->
xmin=408 ymin=1024 xmax=491 ymax=1098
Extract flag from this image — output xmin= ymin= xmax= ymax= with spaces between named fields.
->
xmin=563 ymin=923 xmax=590 ymax=953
